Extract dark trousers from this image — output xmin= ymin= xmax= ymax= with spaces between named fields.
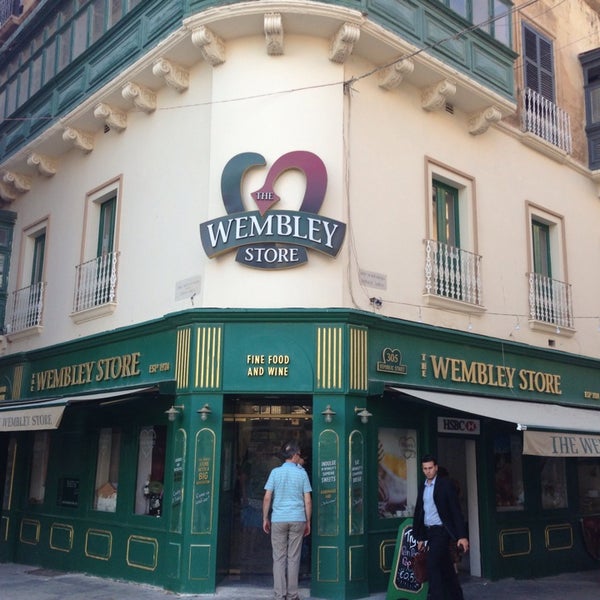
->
xmin=425 ymin=526 xmax=464 ymax=600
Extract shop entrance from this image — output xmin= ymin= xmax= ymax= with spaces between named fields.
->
xmin=437 ymin=437 xmax=481 ymax=577
xmin=221 ymin=396 xmax=312 ymax=577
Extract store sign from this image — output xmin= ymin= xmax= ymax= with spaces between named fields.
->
xmin=437 ymin=416 xmax=480 ymax=435
xmin=0 ymin=405 xmax=65 ymax=431
xmin=377 ymin=348 xmax=407 ymax=375
xmin=524 ymin=430 xmax=600 ymax=457
xmin=200 ymin=151 xmax=346 ymax=269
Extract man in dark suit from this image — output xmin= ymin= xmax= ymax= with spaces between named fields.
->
xmin=412 ymin=454 xmax=469 ymax=600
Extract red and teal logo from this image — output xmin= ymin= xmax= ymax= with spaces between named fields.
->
xmin=200 ymin=151 xmax=346 ymax=269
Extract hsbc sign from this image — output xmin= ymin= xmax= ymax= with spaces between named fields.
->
xmin=437 ymin=416 xmax=480 ymax=435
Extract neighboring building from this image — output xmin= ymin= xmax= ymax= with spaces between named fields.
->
xmin=0 ymin=0 xmax=600 ymax=597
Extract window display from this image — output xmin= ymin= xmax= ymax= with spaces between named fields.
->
xmin=93 ymin=427 xmax=121 ymax=512
xmin=494 ymin=433 xmax=524 ymax=511
xmin=29 ymin=431 xmax=50 ymax=504
xmin=134 ymin=425 xmax=166 ymax=516
xmin=578 ymin=460 xmax=600 ymax=514
xmin=540 ymin=457 xmax=567 ymax=510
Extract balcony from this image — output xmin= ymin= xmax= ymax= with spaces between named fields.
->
xmin=72 ymin=251 xmax=119 ymax=322
xmin=7 ymin=280 xmax=44 ymax=336
xmin=528 ymin=272 xmax=574 ymax=334
xmin=521 ymin=88 xmax=572 ymax=160
xmin=424 ymin=239 xmax=483 ymax=309
xmin=0 ymin=0 xmax=25 ymax=43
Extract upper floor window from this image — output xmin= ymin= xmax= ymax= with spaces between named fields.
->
xmin=438 ymin=0 xmax=511 ymax=45
xmin=523 ymin=23 xmax=554 ymax=102
xmin=424 ymin=159 xmax=482 ymax=309
xmin=0 ymin=210 xmax=16 ymax=330
xmin=579 ymin=48 xmax=600 ymax=169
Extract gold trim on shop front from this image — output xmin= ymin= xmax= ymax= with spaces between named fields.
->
xmin=349 ymin=326 xmax=368 ymax=392
xmin=499 ymin=527 xmax=532 ymax=557
xmin=195 ymin=325 xmax=222 ymax=389
xmin=85 ymin=528 xmax=113 ymax=560
xmin=379 ymin=538 xmax=396 ymax=573
xmin=316 ymin=326 xmax=343 ymax=390
xmin=126 ymin=534 xmax=159 ymax=571
xmin=49 ymin=522 xmax=74 ymax=552
xmin=19 ymin=518 xmax=40 ymax=545
xmin=545 ymin=523 xmax=573 ymax=551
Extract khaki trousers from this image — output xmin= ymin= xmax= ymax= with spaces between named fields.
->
xmin=271 ymin=521 xmax=305 ymax=600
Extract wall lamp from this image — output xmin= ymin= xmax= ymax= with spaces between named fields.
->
xmin=355 ymin=407 xmax=373 ymax=424
xmin=517 ymin=423 xmax=527 ymax=431
xmin=165 ymin=405 xmax=184 ymax=422
xmin=321 ymin=405 xmax=336 ymax=424
xmin=197 ymin=403 xmax=212 ymax=421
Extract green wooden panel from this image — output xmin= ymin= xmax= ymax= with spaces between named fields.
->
xmin=49 ymin=523 xmax=73 ymax=552
xmin=545 ymin=524 xmax=573 ymax=551
xmin=192 ymin=429 xmax=216 ymax=534
xmin=499 ymin=528 xmax=531 ymax=557
xmin=349 ymin=544 xmax=366 ymax=581
xmin=368 ymin=0 xmax=421 ymax=37
xmin=126 ymin=535 xmax=158 ymax=570
xmin=318 ymin=430 xmax=339 ymax=536
xmin=166 ymin=541 xmax=181 ymax=579
xmin=55 ymin=69 xmax=87 ymax=113
xmin=19 ymin=519 xmax=40 ymax=545
xmin=472 ymin=41 xmax=514 ymax=92
xmin=423 ymin=10 xmax=469 ymax=64
xmin=189 ymin=544 xmax=211 ymax=580
xmin=317 ymin=545 xmax=339 ymax=583
xmin=85 ymin=529 xmax=112 ymax=560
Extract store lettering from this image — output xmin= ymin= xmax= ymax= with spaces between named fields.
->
xmin=246 ymin=354 xmax=291 ymax=377
xmin=30 ymin=352 xmax=141 ymax=392
xmin=426 ymin=355 xmax=561 ymax=395
xmin=550 ymin=435 xmax=600 ymax=455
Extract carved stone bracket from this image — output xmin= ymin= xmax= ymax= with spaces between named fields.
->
xmin=27 ymin=152 xmax=58 ymax=176
xmin=264 ymin=13 xmax=284 ymax=56
xmin=329 ymin=23 xmax=360 ymax=64
xmin=190 ymin=26 xmax=226 ymax=67
xmin=378 ymin=58 xmax=415 ymax=90
xmin=468 ymin=106 xmax=502 ymax=135
xmin=422 ymin=80 xmax=457 ymax=112
xmin=152 ymin=58 xmax=189 ymax=92
xmin=0 ymin=181 xmax=19 ymax=203
xmin=62 ymin=127 xmax=95 ymax=153
xmin=94 ymin=102 xmax=128 ymax=132
xmin=122 ymin=82 xmax=157 ymax=113
xmin=3 ymin=170 xmax=32 ymax=192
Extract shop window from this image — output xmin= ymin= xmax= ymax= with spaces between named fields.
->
xmin=494 ymin=433 xmax=524 ymax=511
xmin=29 ymin=431 xmax=50 ymax=504
xmin=93 ymin=427 xmax=121 ymax=512
xmin=134 ymin=425 xmax=166 ymax=516
xmin=540 ymin=457 xmax=567 ymax=510
xmin=2 ymin=436 xmax=17 ymax=510
xmin=578 ymin=460 xmax=600 ymax=514
xmin=377 ymin=428 xmax=418 ymax=519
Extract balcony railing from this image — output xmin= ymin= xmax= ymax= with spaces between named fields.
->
xmin=73 ymin=251 xmax=118 ymax=313
xmin=522 ymin=87 xmax=572 ymax=154
xmin=0 ymin=0 xmax=20 ymax=28
xmin=424 ymin=239 xmax=483 ymax=306
xmin=8 ymin=280 xmax=44 ymax=333
xmin=528 ymin=272 xmax=574 ymax=329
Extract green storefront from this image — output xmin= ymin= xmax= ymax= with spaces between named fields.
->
xmin=0 ymin=308 xmax=598 ymax=598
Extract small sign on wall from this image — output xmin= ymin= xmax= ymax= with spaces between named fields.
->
xmin=437 ymin=416 xmax=480 ymax=435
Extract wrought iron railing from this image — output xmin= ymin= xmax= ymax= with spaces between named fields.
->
xmin=0 ymin=0 xmax=21 ymax=27
xmin=528 ymin=272 xmax=574 ymax=329
xmin=522 ymin=87 xmax=572 ymax=154
xmin=424 ymin=239 xmax=483 ymax=306
xmin=73 ymin=251 xmax=118 ymax=313
xmin=9 ymin=280 xmax=45 ymax=332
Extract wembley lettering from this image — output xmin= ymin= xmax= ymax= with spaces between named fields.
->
xmin=203 ymin=212 xmax=341 ymax=252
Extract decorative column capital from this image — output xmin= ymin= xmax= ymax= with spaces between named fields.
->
xmin=62 ymin=127 xmax=95 ymax=153
xmin=122 ymin=82 xmax=157 ymax=113
xmin=422 ymin=79 xmax=457 ymax=112
xmin=329 ymin=22 xmax=360 ymax=64
xmin=0 ymin=181 xmax=19 ymax=202
xmin=94 ymin=102 xmax=128 ymax=132
xmin=468 ymin=106 xmax=502 ymax=135
xmin=378 ymin=58 xmax=414 ymax=90
xmin=264 ymin=13 xmax=284 ymax=56
xmin=190 ymin=26 xmax=226 ymax=66
xmin=27 ymin=152 xmax=58 ymax=176
xmin=152 ymin=58 xmax=189 ymax=92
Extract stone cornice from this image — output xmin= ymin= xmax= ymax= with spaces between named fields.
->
xmin=329 ymin=22 xmax=360 ymax=64
xmin=190 ymin=25 xmax=226 ymax=66
xmin=264 ymin=13 xmax=284 ymax=56
xmin=94 ymin=103 xmax=128 ymax=132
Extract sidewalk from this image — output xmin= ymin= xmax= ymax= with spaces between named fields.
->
xmin=0 ymin=561 xmax=598 ymax=599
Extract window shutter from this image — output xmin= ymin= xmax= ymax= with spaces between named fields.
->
xmin=523 ymin=24 xmax=554 ymax=101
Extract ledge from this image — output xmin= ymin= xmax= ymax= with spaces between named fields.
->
xmin=423 ymin=293 xmax=486 ymax=314
xmin=70 ymin=303 xmax=117 ymax=324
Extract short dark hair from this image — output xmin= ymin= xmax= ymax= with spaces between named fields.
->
xmin=421 ymin=454 xmax=438 ymax=465
xmin=282 ymin=441 xmax=300 ymax=459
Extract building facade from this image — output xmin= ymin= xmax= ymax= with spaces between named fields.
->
xmin=0 ymin=0 xmax=599 ymax=598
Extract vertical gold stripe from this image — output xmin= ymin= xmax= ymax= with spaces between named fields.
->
xmin=13 ymin=365 xmax=23 ymax=399
xmin=176 ymin=328 xmax=191 ymax=389
xmin=195 ymin=326 xmax=222 ymax=390
xmin=349 ymin=327 xmax=367 ymax=392
xmin=215 ymin=326 xmax=222 ymax=388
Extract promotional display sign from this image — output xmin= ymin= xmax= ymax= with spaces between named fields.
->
xmin=387 ymin=518 xmax=428 ymax=600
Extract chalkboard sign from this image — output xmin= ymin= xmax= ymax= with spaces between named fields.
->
xmin=57 ymin=477 xmax=80 ymax=508
xmin=386 ymin=518 xmax=428 ymax=600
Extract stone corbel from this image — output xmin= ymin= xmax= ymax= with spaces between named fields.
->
xmin=3 ymin=170 xmax=31 ymax=192
xmin=122 ymin=82 xmax=157 ymax=113
xmin=27 ymin=152 xmax=58 ymax=176
xmin=378 ymin=58 xmax=414 ymax=91
xmin=152 ymin=58 xmax=189 ymax=92
xmin=0 ymin=181 xmax=19 ymax=203
xmin=190 ymin=26 xmax=226 ymax=67
xmin=468 ymin=106 xmax=502 ymax=135
xmin=62 ymin=127 xmax=95 ymax=153
xmin=329 ymin=23 xmax=360 ymax=64
xmin=94 ymin=102 xmax=128 ymax=132
xmin=422 ymin=80 xmax=457 ymax=112
xmin=264 ymin=13 xmax=284 ymax=56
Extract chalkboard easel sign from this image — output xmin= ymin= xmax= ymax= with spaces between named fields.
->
xmin=386 ymin=518 xmax=428 ymax=600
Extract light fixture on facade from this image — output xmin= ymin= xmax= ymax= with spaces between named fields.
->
xmin=355 ymin=407 xmax=372 ymax=424
xmin=165 ymin=405 xmax=184 ymax=422
xmin=321 ymin=405 xmax=336 ymax=424
xmin=516 ymin=423 xmax=527 ymax=431
xmin=197 ymin=403 xmax=212 ymax=421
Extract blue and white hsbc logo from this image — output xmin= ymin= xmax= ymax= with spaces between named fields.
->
xmin=200 ymin=151 xmax=346 ymax=269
